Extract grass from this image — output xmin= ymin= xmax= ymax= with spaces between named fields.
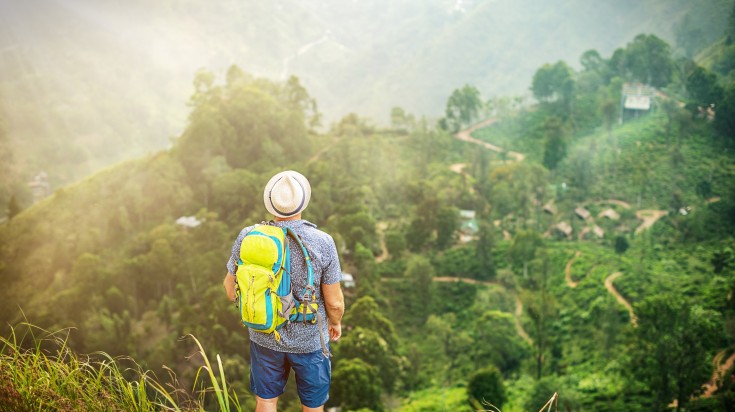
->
xmin=0 ymin=323 xmax=247 ymax=412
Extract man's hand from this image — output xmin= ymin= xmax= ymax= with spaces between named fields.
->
xmin=328 ymin=321 xmax=342 ymax=341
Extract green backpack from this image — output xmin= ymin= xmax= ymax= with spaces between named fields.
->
xmin=234 ymin=223 xmax=319 ymax=341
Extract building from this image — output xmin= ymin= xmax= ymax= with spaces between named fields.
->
xmin=574 ymin=207 xmax=591 ymax=220
xmin=621 ymin=83 xmax=657 ymax=122
xmin=458 ymin=209 xmax=478 ymax=243
xmin=341 ymin=273 xmax=355 ymax=289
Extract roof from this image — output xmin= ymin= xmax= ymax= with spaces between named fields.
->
xmin=574 ymin=207 xmax=591 ymax=220
xmin=543 ymin=202 xmax=557 ymax=215
xmin=624 ymin=95 xmax=651 ymax=110
xmin=554 ymin=221 xmax=573 ymax=237
xmin=176 ymin=216 xmax=203 ymax=228
xmin=459 ymin=210 xmax=476 ymax=219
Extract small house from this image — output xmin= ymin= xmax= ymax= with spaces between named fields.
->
xmin=553 ymin=221 xmax=573 ymax=239
xmin=543 ymin=202 xmax=557 ymax=215
xmin=341 ymin=273 xmax=356 ymax=288
xmin=574 ymin=207 xmax=591 ymax=220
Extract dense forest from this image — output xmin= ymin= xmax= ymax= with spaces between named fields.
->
xmin=3 ymin=3 xmax=735 ymax=412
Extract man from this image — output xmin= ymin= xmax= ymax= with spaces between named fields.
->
xmin=223 ymin=170 xmax=345 ymax=412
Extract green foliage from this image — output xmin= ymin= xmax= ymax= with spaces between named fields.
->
xmin=532 ymin=61 xmax=575 ymax=105
xmin=330 ymin=358 xmax=383 ymax=412
xmin=627 ymin=296 xmax=723 ymax=411
xmin=399 ymin=387 xmax=469 ymax=412
xmin=467 ymin=366 xmax=506 ymax=410
xmin=440 ymin=85 xmax=482 ymax=133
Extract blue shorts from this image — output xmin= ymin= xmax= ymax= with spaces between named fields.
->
xmin=249 ymin=341 xmax=331 ymax=408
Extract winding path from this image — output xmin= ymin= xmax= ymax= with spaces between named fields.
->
xmin=375 ymin=222 xmax=389 ymax=263
xmin=703 ymin=350 xmax=735 ymax=397
xmin=454 ymin=118 xmax=525 ymax=162
xmin=604 ymin=272 xmax=637 ymax=326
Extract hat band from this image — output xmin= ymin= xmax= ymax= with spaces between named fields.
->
xmin=268 ymin=176 xmax=306 ymax=217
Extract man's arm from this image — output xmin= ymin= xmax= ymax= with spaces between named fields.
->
xmin=223 ymin=273 xmax=237 ymax=302
xmin=321 ymin=282 xmax=344 ymax=341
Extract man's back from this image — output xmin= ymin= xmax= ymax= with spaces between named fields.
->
xmin=227 ymin=219 xmax=341 ymax=353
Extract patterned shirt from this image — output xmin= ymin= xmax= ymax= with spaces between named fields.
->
xmin=227 ymin=219 xmax=342 ymax=353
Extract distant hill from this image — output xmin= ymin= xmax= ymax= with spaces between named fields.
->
xmin=1 ymin=0 xmax=731 ymax=204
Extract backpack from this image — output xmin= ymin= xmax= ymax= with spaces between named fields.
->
xmin=234 ymin=223 xmax=319 ymax=341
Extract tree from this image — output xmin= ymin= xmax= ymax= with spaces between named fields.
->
xmin=714 ymin=83 xmax=735 ymax=142
xmin=475 ymin=220 xmax=496 ymax=280
xmin=335 ymin=327 xmax=400 ymax=392
xmin=7 ymin=195 xmax=20 ymax=220
xmin=508 ymin=230 xmax=544 ymax=278
xmin=435 ymin=206 xmax=458 ymax=250
xmin=580 ymin=49 xmax=604 ymax=73
xmin=384 ymin=229 xmax=407 ymax=258
xmin=627 ymin=296 xmax=721 ymax=412
xmin=531 ymin=61 xmax=575 ymax=108
xmin=686 ymin=65 xmax=723 ymax=107
xmin=542 ymin=117 xmax=567 ymax=171
xmin=467 ymin=366 xmax=506 ymax=410
xmin=614 ymin=235 xmax=630 ymax=256
xmin=472 ymin=310 xmax=527 ymax=373
xmin=442 ymin=85 xmax=482 ymax=133
xmin=522 ymin=254 xmax=558 ymax=380
xmin=331 ymin=358 xmax=383 ymax=411
xmin=343 ymin=296 xmax=398 ymax=347
xmin=623 ymin=34 xmax=674 ymax=88
xmin=404 ymin=255 xmax=434 ymax=320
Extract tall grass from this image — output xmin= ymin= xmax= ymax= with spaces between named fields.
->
xmin=0 ymin=323 xmax=245 ymax=411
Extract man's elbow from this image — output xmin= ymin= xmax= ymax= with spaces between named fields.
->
xmin=325 ymin=291 xmax=345 ymax=314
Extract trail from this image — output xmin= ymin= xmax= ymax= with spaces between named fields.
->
xmin=454 ymin=118 xmax=525 ymax=162
xmin=703 ymin=350 xmax=735 ymax=397
xmin=604 ymin=272 xmax=638 ymax=326
xmin=375 ymin=222 xmax=389 ymax=263
xmin=635 ymin=209 xmax=668 ymax=234
xmin=433 ymin=276 xmax=497 ymax=286
xmin=565 ymin=251 xmax=581 ymax=288
xmin=432 ymin=276 xmax=533 ymax=346
xmin=671 ymin=349 xmax=735 ymax=408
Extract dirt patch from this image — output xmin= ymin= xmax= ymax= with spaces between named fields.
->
xmin=635 ymin=210 xmax=668 ymax=234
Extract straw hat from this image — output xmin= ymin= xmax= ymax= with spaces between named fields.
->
xmin=263 ymin=170 xmax=311 ymax=218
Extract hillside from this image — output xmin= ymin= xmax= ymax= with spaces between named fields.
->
xmin=1 ymin=0 xmax=731 ymax=211
xmin=2 ymin=29 xmax=735 ymax=411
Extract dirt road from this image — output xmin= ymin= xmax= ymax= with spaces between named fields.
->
xmin=455 ymin=118 xmax=525 ymax=162
xmin=604 ymin=272 xmax=637 ymax=326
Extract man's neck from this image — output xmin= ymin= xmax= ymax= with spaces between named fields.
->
xmin=274 ymin=214 xmax=302 ymax=222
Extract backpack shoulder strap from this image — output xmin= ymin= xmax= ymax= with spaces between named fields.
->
xmin=285 ymin=227 xmax=315 ymax=290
